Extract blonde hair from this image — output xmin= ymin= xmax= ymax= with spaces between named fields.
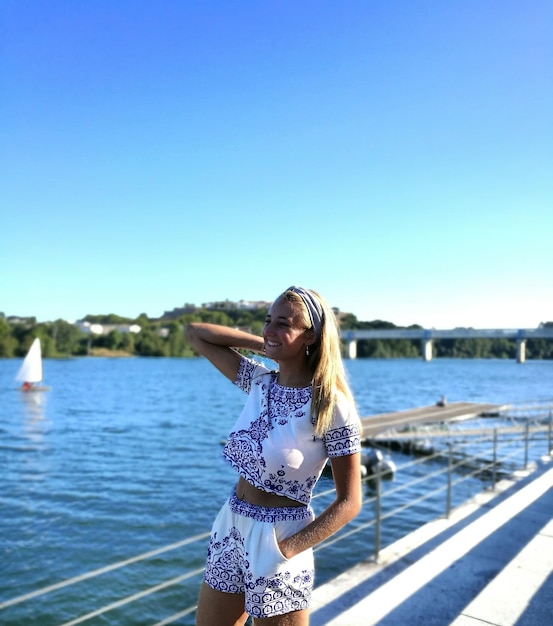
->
xmin=282 ymin=288 xmax=356 ymax=437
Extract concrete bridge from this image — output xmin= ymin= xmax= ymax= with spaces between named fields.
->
xmin=340 ymin=327 xmax=553 ymax=363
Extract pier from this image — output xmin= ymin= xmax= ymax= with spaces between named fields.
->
xmin=311 ymin=460 xmax=553 ymax=625
xmin=309 ymin=402 xmax=553 ymax=625
xmin=359 ymin=401 xmax=504 ymax=438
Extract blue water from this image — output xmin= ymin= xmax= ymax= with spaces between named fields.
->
xmin=1 ymin=357 xmax=551 ymax=625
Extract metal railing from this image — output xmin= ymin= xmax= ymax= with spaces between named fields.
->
xmin=2 ymin=405 xmax=552 ymax=626
xmin=366 ymin=410 xmax=552 ymax=560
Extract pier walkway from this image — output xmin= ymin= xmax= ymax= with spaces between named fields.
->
xmin=310 ymin=459 xmax=553 ymax=626
xmin=359 ymin=402 xmax=504 ymax=438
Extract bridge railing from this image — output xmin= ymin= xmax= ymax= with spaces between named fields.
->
xmin=2 ymin=407 xmax=552 ymax=626
xmin=340 ymin=327 xmax=553 ymax=360
xmin=340 ymin=327 xmax=553 ymax=341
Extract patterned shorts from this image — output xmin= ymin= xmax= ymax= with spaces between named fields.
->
xmin=203 ymin=491 xmax=315 ymax=619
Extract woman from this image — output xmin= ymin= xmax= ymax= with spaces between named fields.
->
xmin=187 ymin=286 xmax=362 ymax=625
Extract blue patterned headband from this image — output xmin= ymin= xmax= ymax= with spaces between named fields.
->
xmin=286 ymin=286 xmax=324 ymax=337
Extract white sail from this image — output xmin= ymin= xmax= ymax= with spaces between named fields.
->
xmin=16 ymin=338 xmax=43 ymax=384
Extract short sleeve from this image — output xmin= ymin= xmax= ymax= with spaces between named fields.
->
xmin=234 ymin=356 xmax=272 ymax=394
xmin=323 ymin=394 xmax=362 ymax=458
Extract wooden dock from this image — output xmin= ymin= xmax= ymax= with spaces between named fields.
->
xmin=360 ymin=402 xmax=505 ymax=439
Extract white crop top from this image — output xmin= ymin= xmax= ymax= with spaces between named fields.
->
xmin=222 ymin=356 xmax=362 ymax=504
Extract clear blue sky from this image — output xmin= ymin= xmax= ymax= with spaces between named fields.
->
xmin=2 ymin=1 xmax=551 ymax=329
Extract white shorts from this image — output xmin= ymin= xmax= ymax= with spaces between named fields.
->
xmin=203 ymin=491 xmax=315 ymax=619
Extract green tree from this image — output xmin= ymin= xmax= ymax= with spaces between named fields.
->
xmin=50 ymin=319 xmax=83 ymax=355
xmin=35 ymin=328 xmax=56 ymax=358
xmin=120 ymin=332 xmax=136 ymax=354
xmin=250 ymin=320 xmax=264 ymax=337
xmin=83 ymin=313 xmax=134 ymax=324
xmin=338 ymin=313 xmax=359 ymax=330
xmin=134 ymin=313 xmax=151 ymax=328
xmin=134 ymin=327 xmax=168 ymax=356
xmin=0 ymin=318 xmax=17 ymax=357
xmin=105 ymin=330 xmax=124 ymax=351
xmin=167 ymin=322 xmax=188 ymax=357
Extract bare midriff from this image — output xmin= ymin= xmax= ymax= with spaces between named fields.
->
xmin=236 ymin=475 xmax=305 ymax=508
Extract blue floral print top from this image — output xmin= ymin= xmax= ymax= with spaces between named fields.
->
xmin=222 ymin=356 xmax=361 ymax=504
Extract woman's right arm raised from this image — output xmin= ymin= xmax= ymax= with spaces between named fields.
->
xmin=186 ymin=323 xmax=265 ymax=382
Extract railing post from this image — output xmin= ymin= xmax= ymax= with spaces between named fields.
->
xmin=547 ymin=409 xmax=553 ymax=456
xmin=374 ymin=470 xmax=381 ymax=562
xmin=446 ymin=442 xmax=453 ymax=518
xmin=524 ymin=420 xmax=530 ymax=469
xmin=492 ymin=428 xmax=498 ymax=490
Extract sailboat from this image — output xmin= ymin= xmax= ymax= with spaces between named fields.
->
xmin=16 ymin=338 xmax=50 ymax=392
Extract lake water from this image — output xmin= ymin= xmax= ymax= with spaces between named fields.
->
xmin=1 ymin=356 xmax=551 ymax=625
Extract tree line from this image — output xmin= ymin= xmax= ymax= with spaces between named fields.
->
xmin=1 ymin=310 xmax=552 ymax=360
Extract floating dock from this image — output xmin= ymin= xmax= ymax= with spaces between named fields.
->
xmin=360 ymin=402 xmax=505 ymax=438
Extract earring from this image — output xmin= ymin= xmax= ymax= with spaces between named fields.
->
xmin=306 ymin=345 xmax=310 ymax=356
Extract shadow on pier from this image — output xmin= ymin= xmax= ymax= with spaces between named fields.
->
xmin=311 ymin=460 xmax=553 ymax=626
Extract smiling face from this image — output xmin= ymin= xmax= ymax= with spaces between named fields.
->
xmin=263 ymin=296 xmax=314 ymax=364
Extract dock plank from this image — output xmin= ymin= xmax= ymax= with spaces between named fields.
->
xmin=360 ymin=402 xmax=504 ymax=438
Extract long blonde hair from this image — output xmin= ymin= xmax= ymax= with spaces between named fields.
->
xmin=282 ymin=288 xmax=356 ymax=436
